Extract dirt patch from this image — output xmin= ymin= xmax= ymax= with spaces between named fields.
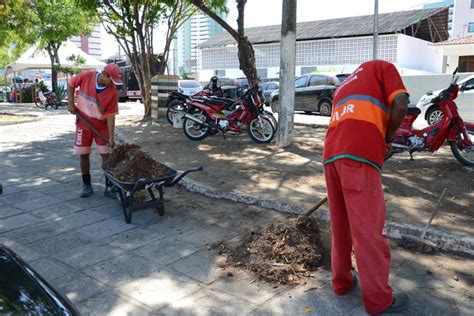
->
xmin=103 ymin=143 xmax=171 ymax=182
xmin=214 ymin=216 xmax=326 ymax=285
xmin=0 ymin=112 xmax=38 ymax=124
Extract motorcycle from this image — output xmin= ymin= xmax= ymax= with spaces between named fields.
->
xmin=165 ymin=88 xmax=212 ymax=125
xmin=181 ymin=87 xmax=275 ymax=143
xmin=386 ymin=68 xmax=474 ymax=166
xmin=35 ymin=90 xmax=61 ymax=109
xmin=166 ymin=86 xmax=278 ymax=131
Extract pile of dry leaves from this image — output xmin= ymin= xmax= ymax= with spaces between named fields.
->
xmin=103 ymin=144 xmax=171 ymax=182
xmin=215 ymin=216 xmax=325 ymax=285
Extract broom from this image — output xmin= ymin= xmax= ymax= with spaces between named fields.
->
xmin=399 ymin=188 xmax=448 ymax=253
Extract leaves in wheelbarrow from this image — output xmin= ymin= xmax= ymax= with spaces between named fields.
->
xmin=103 ymin=144 xmax=170 ymax=182
xmin=214 ymin=217 xmax=325 ymax=285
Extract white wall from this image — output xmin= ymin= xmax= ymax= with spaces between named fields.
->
xmin=401 ymin=72 xmax=474 ymax=104
xmin=447 ymin=55 xmax=460 ymax=73
xmin=452 ymin=0 xmax=474 ymax=38
xmin=397 ymin=34 xmax=444 ymax=74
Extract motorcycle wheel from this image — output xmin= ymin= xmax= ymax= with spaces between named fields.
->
xmin=263 ymin=110 xmax=278 ymax=131
xmin=166 ymin=99 xmax=186 ymax=125
xmin=247 ymin=116 xmax=275 ymax=144
xmin=182 ymin=110 xmax=210 ymax=141
xmin=450 ymin=127 xmax=474 ymax=166
xmin=34 ymin=98 xmax=45 ymax=109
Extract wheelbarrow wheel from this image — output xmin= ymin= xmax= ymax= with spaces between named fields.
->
xmin=117 ymin=190 xmax=132 ymax=224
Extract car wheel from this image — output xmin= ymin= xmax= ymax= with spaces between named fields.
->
xmin=319 ymin=100 xmax=332 ymax=116
xmin=271 ymin=100 xmax=280 ymax=113
xmin=426 ymin=106 xmax=443 ymax=125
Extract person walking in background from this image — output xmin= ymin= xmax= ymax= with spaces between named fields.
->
xmin=67 ymin=64 xmax=122 ymax=197
xmin=322 ymin=60 xmax=409 ymax=315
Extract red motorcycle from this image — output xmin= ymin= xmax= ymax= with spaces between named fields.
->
xmin=165 ymin=88 xmax=212 ymax=125
xmin=387 ymin=68 xmax=474 ymax=166
xmin=182 ymin=87 xmax=275 ymax=143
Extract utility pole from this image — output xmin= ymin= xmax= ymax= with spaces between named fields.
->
xmin=277 ymin=0 xmax=297 ymax=148
xmin=373 ymin=0 xmax=379 ymax=60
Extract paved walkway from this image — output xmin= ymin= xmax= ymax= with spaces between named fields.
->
xmin=0 ymin=103 xmax=472 ymax=315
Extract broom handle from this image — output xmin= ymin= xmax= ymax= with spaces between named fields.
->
xmin=76 ymin=111 xmax=111 ymax=146
xmin=303 ymin=196 xmax=328 ymax=217
xmin=420 ymin=188 xmax=447 ymax=239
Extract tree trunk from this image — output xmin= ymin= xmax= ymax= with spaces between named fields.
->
xmin=237 ymin=37 xmax=258 ymax=88
xmin=47 ymin=47 xmax=58 ymax=93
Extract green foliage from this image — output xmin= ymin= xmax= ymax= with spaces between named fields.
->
xmin=21 ymin=86 xmax=34 ymax=103
xmin=38 ymin=81 xmax=49 ymax=93
xmin=54 ymin=84 xmax=67 ymax=101
xmin=0 ymin=1 xmax=36 ymax=69
xmin=57 ymin=54 xmax=86 ymax=76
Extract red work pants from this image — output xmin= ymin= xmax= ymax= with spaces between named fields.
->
xmin=324 ymin=159 xmax=393 ymax=314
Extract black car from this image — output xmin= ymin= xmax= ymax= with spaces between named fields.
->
xmin=0 ymin=243 xmax=79 ymax=315
xmin=269 ymin=74 xmax=343 ymax=116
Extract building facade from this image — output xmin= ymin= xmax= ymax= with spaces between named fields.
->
xmin=70 ymin=25 xmax=102 ymax=59
xmin=451 ymin=0 xmax=474 ymax=38
xmin=173 ymin=11 xmax=227 ymax=76
xmin=197 ymin=8 xmax=450 ymax=80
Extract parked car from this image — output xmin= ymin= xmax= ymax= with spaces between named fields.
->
xmin=0 ymin=243 xmax=79 ymax=315
xmin=261 ymin=82 xmax=279 ymax=105
xmin=233 ymin=77 xmax=249 ymax=90
xmin=416 ymin=75 xmax=474 ymax=125
xmin=178 ymin=79 xmax=202 ymax=96
xmin=269 ymin=74 xmax=342 ymax=116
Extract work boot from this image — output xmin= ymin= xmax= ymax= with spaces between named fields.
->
xmin=80 ymin=184 xmax=93 ymax=198
xmin=373 ymin=293 xmax=409 ymax=315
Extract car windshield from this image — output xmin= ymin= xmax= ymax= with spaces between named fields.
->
xmin=180 ymin=81 xmax=201 ymax=88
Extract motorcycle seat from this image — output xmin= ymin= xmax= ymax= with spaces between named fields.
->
xmin=204 ymin=97 xmax=234 ymax=107
xmin=44 ymin=91 xmax=53 ymax=96
xmin=407 ymin=107 xmax=421 ymax=116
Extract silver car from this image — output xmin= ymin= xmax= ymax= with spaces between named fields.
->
xmin=178 ymin=80 xmax=202 ymax=96
xmin=416 ymin=75 xmax=474 ymax=125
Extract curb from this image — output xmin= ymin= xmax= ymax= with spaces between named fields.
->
xmin=115 ymin=130 xmax=473 ymax=256
xmin=179 ymin=177 xmax=474 ymax=256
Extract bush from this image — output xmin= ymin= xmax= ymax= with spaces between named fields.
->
xmin=54 ymin=85 xmax=67 ymax=102
xmin=21 ymin=87 xmax=33 ymax=103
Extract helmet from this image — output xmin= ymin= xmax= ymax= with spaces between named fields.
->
xmin=210 ymin=76 xmax=220 ymax=88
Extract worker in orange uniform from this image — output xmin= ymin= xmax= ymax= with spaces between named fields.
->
xmin=323 ymin=60 xmax=409 ymax=315
xmin=68 ymin=64 xmax=122 ymax=197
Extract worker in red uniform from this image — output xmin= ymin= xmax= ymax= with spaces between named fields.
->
xmin=323 ymin=60 xmax=409 ymax=315
xmin=67 ymin=64 xmax=122 ymax=197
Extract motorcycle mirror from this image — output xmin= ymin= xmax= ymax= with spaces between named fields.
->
xmin=453 ymin=67 xmax=458 ymax=76
xmin=426 ymin=91 xmax=433 ymax=95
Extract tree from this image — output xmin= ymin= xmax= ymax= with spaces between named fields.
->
xmin=77 ymin=0 xmax=171 ymax=119
xmin=0 ymin=1 xmax=37 ymax=78
xmin=188 ymin=0 xmax=258 ymax=88
xmin=31 ymin=0 xmax=93 ymax=93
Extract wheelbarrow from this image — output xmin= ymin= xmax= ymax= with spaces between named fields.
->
xmin=104 ymin=164 xmax=202 ymax=223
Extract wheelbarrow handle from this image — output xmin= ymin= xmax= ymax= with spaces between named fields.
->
xmin=169 ymin=166 xmax=203 ymax=186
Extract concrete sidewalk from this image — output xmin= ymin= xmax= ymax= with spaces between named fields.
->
xmin=116 ymin=114 xmax=474 ymax=255
xmin=0 ymin=103 xmax=472 ymax=315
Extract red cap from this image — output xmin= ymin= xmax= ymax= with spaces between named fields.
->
xmin=104 ymin=64 xmax=123 ymax=85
